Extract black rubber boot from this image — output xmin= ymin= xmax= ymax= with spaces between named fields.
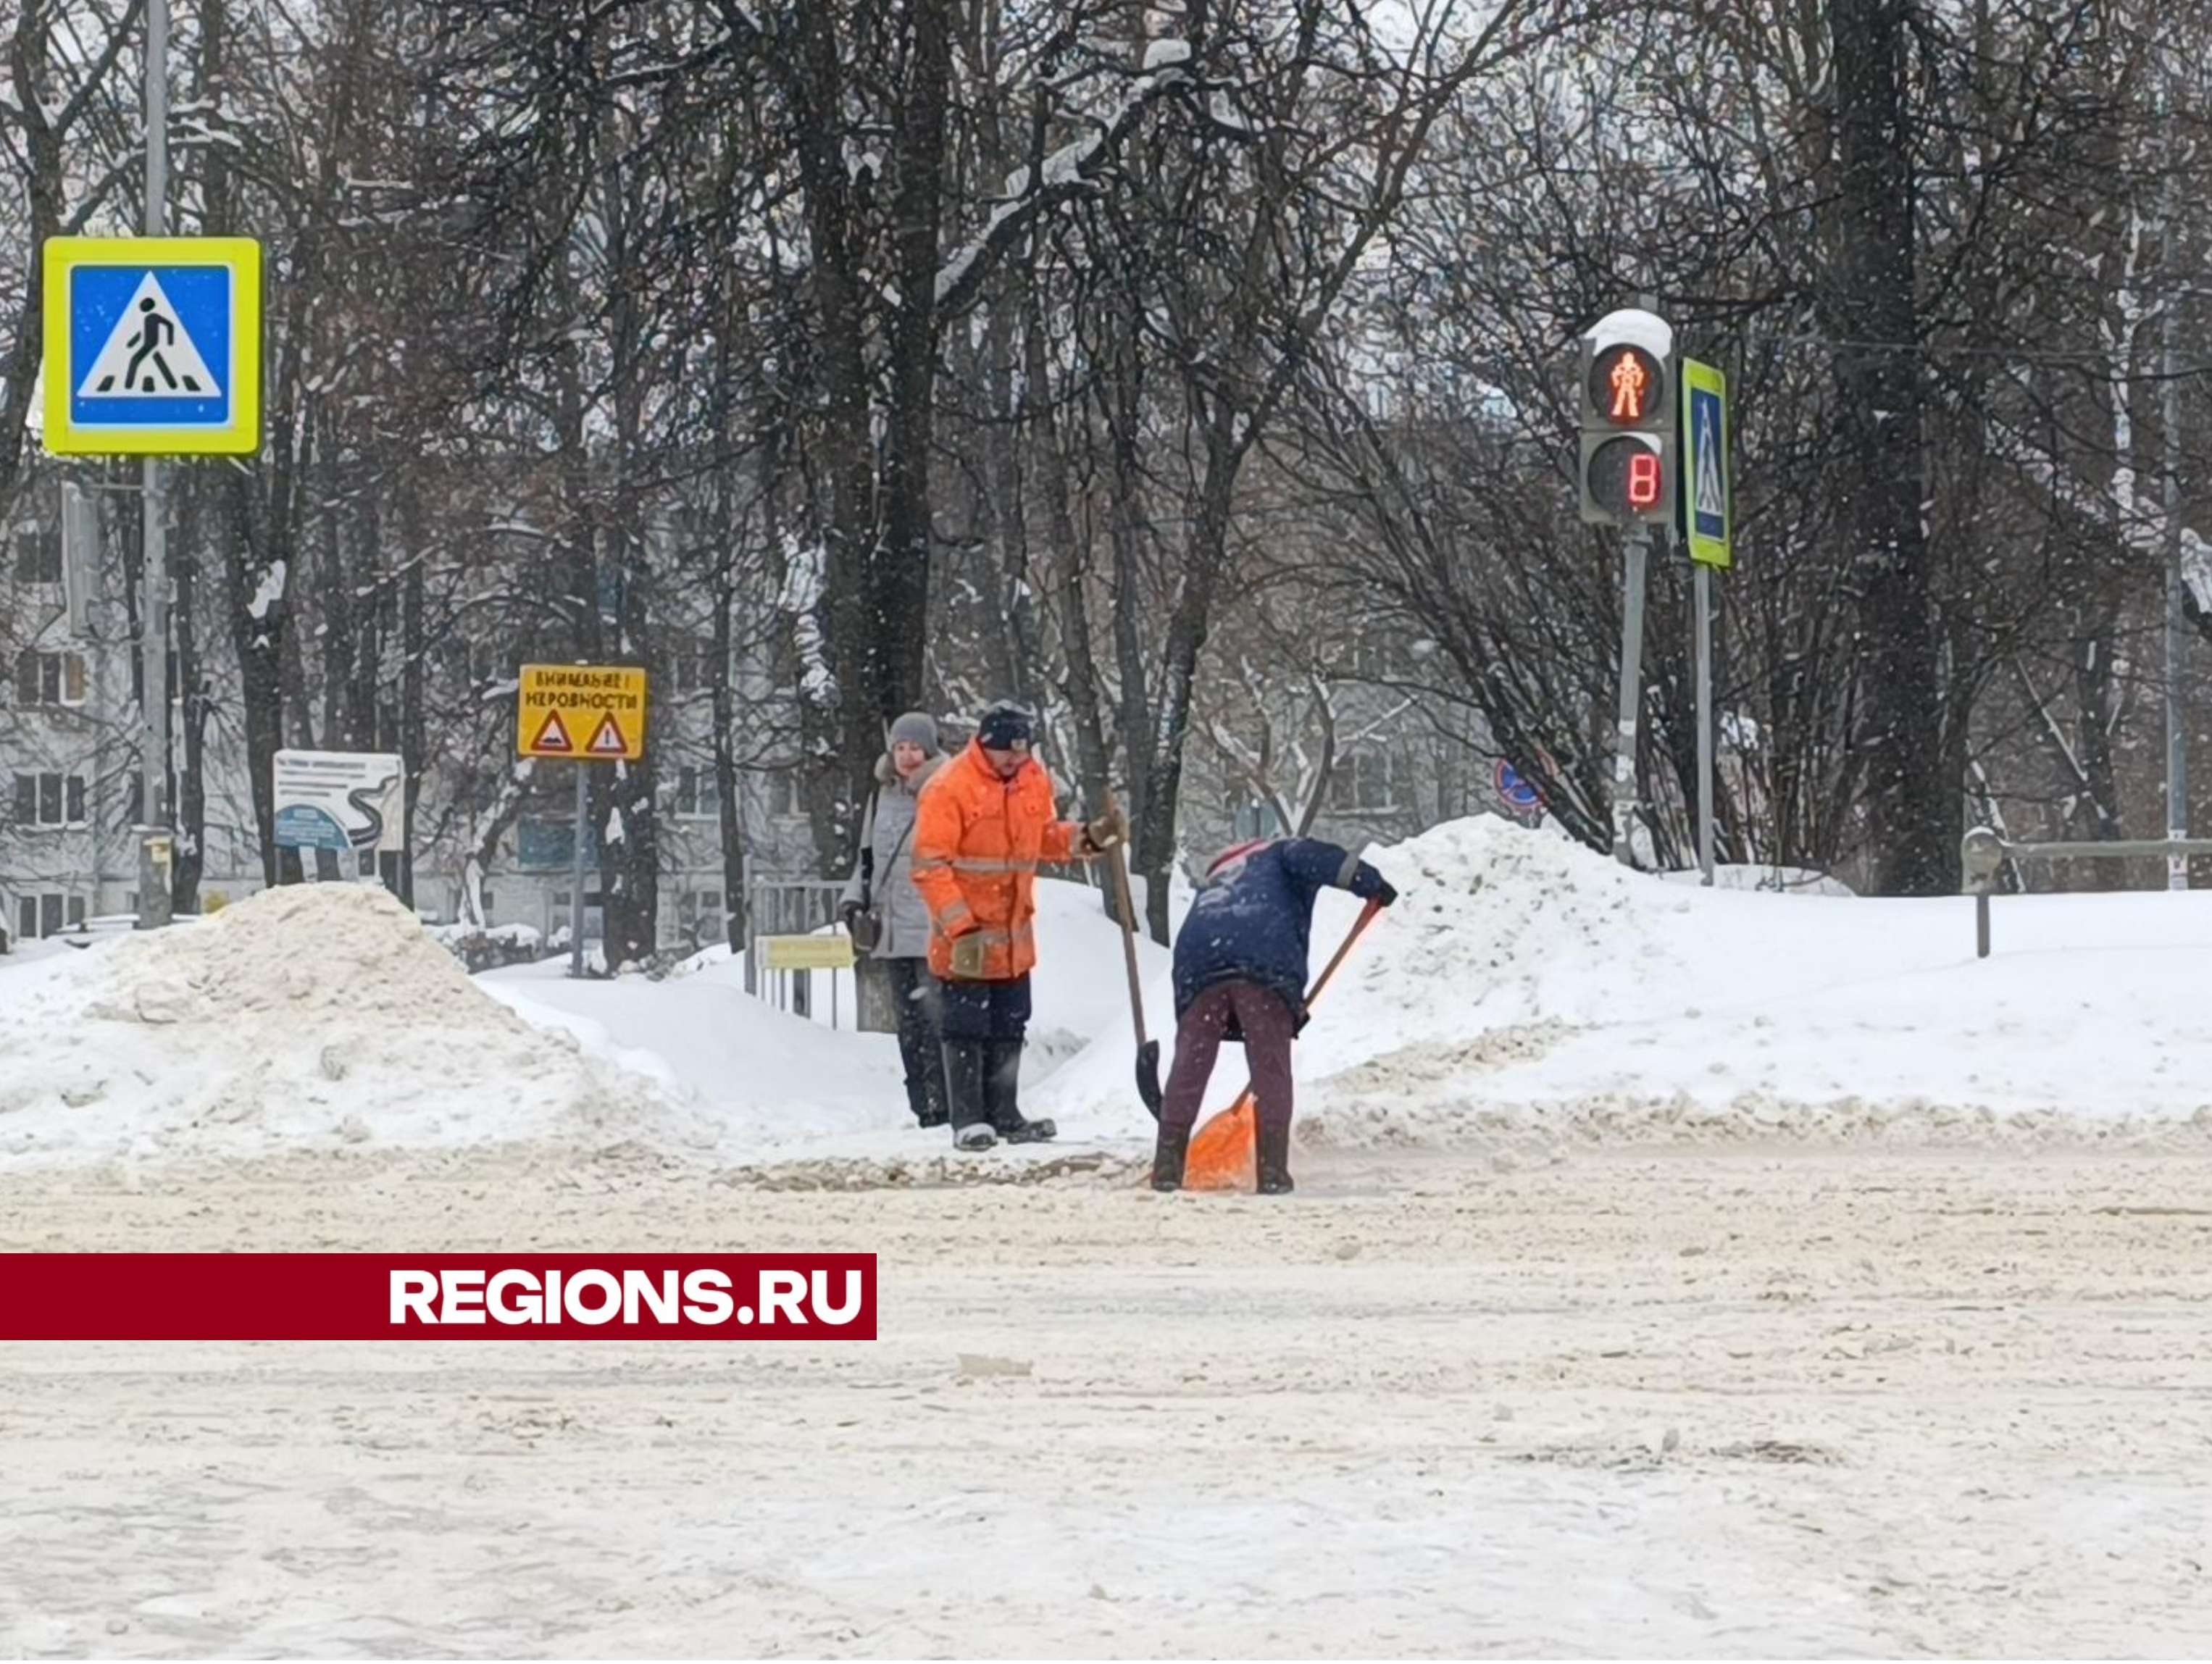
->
xmin=942 ymin=1042 xmax=994 ymax=1149
xmin=904 ymin=1068 xmax=949 ymax=1129
xmin=1151 ymin=1127 xmax=1189 ymax=1192
xmin=1256 ymin=1117 xmax=1295 ymax=1195
xmin=909 ymin=1061 xmax=950 ymax=1129
xmin=985 ymin=1040 xmax=1055 ymax=1143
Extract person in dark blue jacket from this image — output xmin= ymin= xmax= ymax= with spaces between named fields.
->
xmin=1153 ymin=837 xmax=1395 ymax=1193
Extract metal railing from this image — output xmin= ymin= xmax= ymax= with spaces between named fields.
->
xmin=1960 ymin=827 xmax=2211 ymax=959
xmin=740 ymin=878 xmax=848 ymax=1021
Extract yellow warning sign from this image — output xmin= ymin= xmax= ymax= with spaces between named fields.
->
xmin=517 ymin=664 xmax=647 ymax=761
xmin=759 ymin=935 xmax=856 ymax=972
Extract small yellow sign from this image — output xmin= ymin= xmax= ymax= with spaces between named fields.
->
xmin=759 ymin=935 xmax=856 ymax=972
xmin=517 ymin=664 xmax=648 ymax=761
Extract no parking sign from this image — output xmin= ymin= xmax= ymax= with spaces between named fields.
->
xmin=1495 ymin=758 xmax=1541 ymax=812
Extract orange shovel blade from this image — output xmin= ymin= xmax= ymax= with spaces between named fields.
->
xmin=1182 ymin=1093 xmax=1258 ymax=1192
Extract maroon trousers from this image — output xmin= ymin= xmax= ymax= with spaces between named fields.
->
xmin=1161 ymin=980 xmax=1296 ymax=1140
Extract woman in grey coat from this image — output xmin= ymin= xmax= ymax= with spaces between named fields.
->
xmin=839 ymin=711 xmax=950 ymax=1127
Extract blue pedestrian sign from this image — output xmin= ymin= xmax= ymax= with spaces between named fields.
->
xmin=1678 ymin=357 xmax=1731 ymax=568
xmin=41 ymin=237 xmax=262 ymax=456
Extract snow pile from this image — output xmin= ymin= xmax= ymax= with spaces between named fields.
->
xmin=483 ymin=957 xmax=904 ymax=1145
xmin=1038 ymin=817 xmax=1673 ymax=1135
xmin=1043 ymin=816 xmax=2212 ymax=1151
xmin=0 ymin=884 xmax=701 ymax=1168
xmin=652 ymin=878 xmax=1170 ymax=1080
xmin=484 ymin=877 xmax=1175 ymax=1151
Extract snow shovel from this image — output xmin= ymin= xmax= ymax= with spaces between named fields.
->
xmin=1101 ymin=798 xmax=1164 ymax=1119
xmin=1181 ymin=897 xmax=1384 ymax=1192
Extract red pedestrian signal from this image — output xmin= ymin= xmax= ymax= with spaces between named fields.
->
xmin=1577 ymin=313 xmax=1674 ymax=527
xmin=1587 ymin=344 xmax=1663 ymax=427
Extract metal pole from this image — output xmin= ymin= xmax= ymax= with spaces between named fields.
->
xmin=135 ymin=0 xmax=173 ymax=929
xmin=2161 ymin=156 xmax=2190 ymax=890
xmin=568 ymin=763 xmax=588 ymax=977
xmin=743 ymin=885 xmax=757 ymax=996
xmin=1611 ymin=528 xmax=1650 ymax=866
xmin=1696 ymin=560 xmax=1715 ymax=885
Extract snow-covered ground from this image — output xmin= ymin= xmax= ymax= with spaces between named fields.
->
xmin=7 ymin=819 xmax=2212 ymax=1656
xmin=6 ymin=818 xmax=2211 ymax=1174
xmin=5 ymin=1147 xmax=2210 ymax=1657
xmin=1045 ymin=817 xmax=2212 ymax=1151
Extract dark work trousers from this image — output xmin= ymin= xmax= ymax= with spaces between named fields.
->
xmin=937 ymin=974 xmax=1034 ymax=1133
xmin=1161 ymin=980 xmax=1297 ymax=1141
xmin=935 ymin=972 xmax=1033 ymax=1042
xmin=884 ymin=957 xmax=947 ymax=1124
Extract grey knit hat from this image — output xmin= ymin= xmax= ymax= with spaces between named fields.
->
xmin=888 ymin=711 xmax=941 ymax=756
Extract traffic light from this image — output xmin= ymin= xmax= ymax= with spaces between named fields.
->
xmin=1577 ymin=310 xmax=1674 ymax=527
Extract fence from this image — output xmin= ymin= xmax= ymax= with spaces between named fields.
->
xmin=740 ymin=877 xmax=872 ymax=1027
xmin=1959 ymin=827 xmax=2212 ymax=959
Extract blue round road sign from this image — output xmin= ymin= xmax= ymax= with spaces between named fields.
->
xmin=1495 ymin=758 xmax=1541 ymax=811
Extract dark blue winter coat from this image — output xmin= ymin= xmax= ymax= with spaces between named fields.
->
xmin=1172 ymin=837 xmax=1386 ymax=1027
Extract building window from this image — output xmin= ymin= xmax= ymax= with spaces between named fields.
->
xmin=1343 ymin=638 xmax=1393 ymax=681
xmin=675 ymin=765 xmax=722 ymax=818
xmin=14 ymin=651 xmax=88 ymax=708
xmin=14 ymin=898 xmax=31 ymax=942
xmin=670 ymin=637 xmax=719 ymax=695
xmin=14 ymin=772 xmax=88 ymax=828
xmin=9 ymin=774 xmax=89 ymax=832
xmin=1227 ymin=799 xmax=1284 ymax=840
xmin=67 ymin=895 xmax=86 ymax=929
xmin=767 ymin=769 xmax=803 ymax=818
xmin=680 ymin=889 xmax=725 ymax=935
xmin=1327 ymin=753 xmax=1411 ymax=815
xmin=39 ymin=894 xmax=64 ymax=937
xmin=12 ymin=524 xmax=62 ymax=584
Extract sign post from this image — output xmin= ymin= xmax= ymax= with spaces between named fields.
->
xmin=1679 ymin=358 xmax=1732 ymax=887
xmin=516 ymin=663 xmax=648 ymax=977
xmin=569 ymin=762 xmax=589 ymax=979
xmin=42 ymin=0 xmax=262 ymax=929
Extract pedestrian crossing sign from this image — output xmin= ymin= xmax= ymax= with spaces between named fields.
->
xmin=1678 ymin=357 xmax=1731 ymax=569
xmin=41 ymin=236 xmax=262 ymax=456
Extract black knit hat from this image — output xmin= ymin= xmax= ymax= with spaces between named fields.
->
xmin=975 ymin=701 xmax=1035 ymax=751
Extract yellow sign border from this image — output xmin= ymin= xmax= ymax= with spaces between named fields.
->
xmin=42 ymin=236 xmax=263 ymax=456
xmin=1679 ymin=356 xmax=1732 ymax=569
xmin=515 ymin=662 xmax=650 ymax=761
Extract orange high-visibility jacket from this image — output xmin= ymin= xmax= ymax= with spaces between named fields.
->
xmin=911 ymin=740 xmax=1086 ymax=981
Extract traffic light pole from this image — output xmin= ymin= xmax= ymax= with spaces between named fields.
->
xmin=1610 ymin=527 xmax=1650 ymax=867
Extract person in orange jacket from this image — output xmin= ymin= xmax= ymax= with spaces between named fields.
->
xmin=911 ymin=701 xmax=1123 ymax=1150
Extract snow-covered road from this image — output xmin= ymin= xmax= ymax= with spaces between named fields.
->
xmin=6 ymin=1145 xmax=2209 ymax=1657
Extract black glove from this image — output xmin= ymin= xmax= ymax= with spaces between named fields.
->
xmin=838 ymin=899 xmax=863 ymax=929
xmin=1372 ymin=878 xmax=1398 ymax=908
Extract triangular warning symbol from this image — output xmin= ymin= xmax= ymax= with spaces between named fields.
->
xmin=78 ymin=273 xmax=223 ymax=398
xmin=531 ymin=710 xmax=575 ymax=753
xmin=587 ymin=714 xmax=627 ymax=756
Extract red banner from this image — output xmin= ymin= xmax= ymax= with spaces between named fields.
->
xmin=0 ymin=1255 xmax=877 ymax=1340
